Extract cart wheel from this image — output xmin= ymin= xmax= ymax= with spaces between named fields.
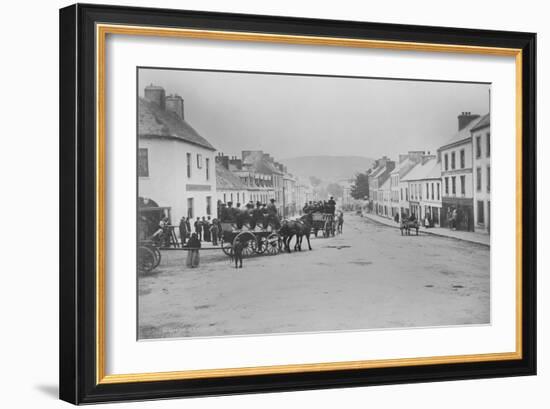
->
xmin=265 ymin=233 xmax=281 ymax=255
xmin=138 ymin=246 xmax=156 ymax=274
xmin=152 ymin=246 xmax=161 ymax=268
xmin=235 ymin=231 xmax=257 ymax=257
xmin=221 ymin=240 xmax=233 ymax=256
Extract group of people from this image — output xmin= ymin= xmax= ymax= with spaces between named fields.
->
xmin=302 ymin=196 xmax=337 ymax=215
xmin=179 ymin=216 xmax=221 ymax=247
xmin=218 ymin=198 xmax=280 ymax=230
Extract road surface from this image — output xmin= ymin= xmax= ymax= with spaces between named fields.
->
xmin=138 ymin=213 xmax=490 ymax=339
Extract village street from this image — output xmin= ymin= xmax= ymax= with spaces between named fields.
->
xmin=138 ymin=213 xmax=490 ymax=339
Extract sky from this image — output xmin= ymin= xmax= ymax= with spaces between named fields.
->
xmin=138 ymin=68 xmax=490 ymax=161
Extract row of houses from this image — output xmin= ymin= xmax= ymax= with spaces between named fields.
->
xmin=137 ymin=84 xmax=314 ymax=233
xmin=368 ymin=112 xmax=491 ymax=233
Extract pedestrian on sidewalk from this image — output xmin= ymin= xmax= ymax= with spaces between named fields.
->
xmin=186 ymin=233 xmax=201 ymax=268
xmin=210 ymin=219 xmax=219 ymax=246
xmin=194 ymin=217 xmax=203 ymax=241
xmin=203 ymin=216 xmax=211 ymax=242
xmin=178 ymin=216 xmax=187 ymax=246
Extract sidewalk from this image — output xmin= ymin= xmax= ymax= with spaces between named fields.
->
xmin=362 ymin=212 xmax=490 ymax=246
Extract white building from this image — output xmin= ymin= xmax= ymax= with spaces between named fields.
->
xmin=471 ymin=114 xmax=491 ymax=233
xmin=438 ymin=112 xmax=484 ymax=231
xmin=401 ymin=157 xmax=442 ymax=226
xmin=390 ymin=151 xmax=425 ymax=222
xmin=138 ymin=85 xmax=216 ymax=235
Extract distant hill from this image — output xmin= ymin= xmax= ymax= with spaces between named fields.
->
xmin=282 ymin=155 xmax=375 ymax=182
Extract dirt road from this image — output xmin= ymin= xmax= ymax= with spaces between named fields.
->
xmin=138 ymin=213 xmax=490 ymax=339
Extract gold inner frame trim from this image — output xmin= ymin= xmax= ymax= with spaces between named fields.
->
xmin=95 ymin=23 xmax=523 ymax=385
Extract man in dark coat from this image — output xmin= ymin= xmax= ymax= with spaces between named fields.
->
xmin=202 ymin=216 xmax=211 ymax=242
xmin=178 ymin=216 xmax=188 ymax=246
xmin=194 ymin=217 xmax=203 ymax=241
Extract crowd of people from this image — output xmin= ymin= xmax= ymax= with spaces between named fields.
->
xmin=178 ymin=215 xmax=221 ymax=246
xmin=218 ymin=198 xmax=280 ymax=230
xmin=302 ymin=196 xmax=336 ymax=215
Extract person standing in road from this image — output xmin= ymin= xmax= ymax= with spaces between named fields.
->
xmin=186 ymin=233 xmax=201 ymax=268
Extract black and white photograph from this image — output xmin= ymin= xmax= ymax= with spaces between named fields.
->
xmin=137 ymin=67 xmax=492 ymax=340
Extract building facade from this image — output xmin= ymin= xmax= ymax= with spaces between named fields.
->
xmin=471 ymin=114 xmax=491 ymax=233
xmin=401 ymin=157 xmax=442 ymax=226
xmin=138 ymin=85 xmax=217 ymax=236
xmin=438 ymin=112 xmax=483 ymax=231
xmin=368 ymin=156 xmax=395 ymax=215
xmin=390 ymin=151 xmax=425 ymax=222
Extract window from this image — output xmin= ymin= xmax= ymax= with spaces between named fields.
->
xmin=431 ymin=183 xmax=434 ymax=200
xmin=445 ymin=177 xmax=449 ymax=195
xmin=444 ymin=154 xmax=449 ymax=171
xmin=477 ymin=200 xmax=485 ymax=224
xmin=419 ymin=184 xmax=422 ymax=200
xmin=405 ymin=187 xmax=409 ymax=201
xmin=476 ymin=135 xmax=482 ymax=158
xmin=476 ymin=167 xmax=482 ymax=191
xmin=206 ymin=158 xmax=210 ymax=181
xmin=186 ymin=153 xmax=191 ymax=178
xmin=437 ymin=183 xmax=440 ymax=200
xmin=487 ymin=166 xmax=491 ymax=192
xmin=400 ymin=188 xmax=403 ymax=201
xmin=460 ymin=149 xmax=465 ymax=169
xmin=187 ymin=198 xmax=194 ymax=219
xmin=197 ymin=153 xmax=203 ymax=169
xmin=223 ymin=193 xmax=226 ymax=203
xmin=451 ymin=176 xmax=456 ymax=195
xmin=138 ymin=148 xmax=149 ymax=177
xmin=206 ymin=196 xmax=212 ymax=216
xmin=237 ymin=192 xmax=240 ymax=203
xmin=486 ymin=132 xmax=491 ymax=157
xmin=460 ymin=175 xmax=466 ymax=195
xmin=451 ymin=152 xmax=456 ymax=169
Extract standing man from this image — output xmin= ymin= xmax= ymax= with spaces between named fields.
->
xmin=210 ymin=219 xmax=219 ymax=246
xmin=266 ymin=198 xmax=280 ymax=229
xmin=194 ymin=217 xmax=203 ymax=241
xmin=178 ymin=216 xmax=187 ymax=246
xmin=203 ymin=216 xmax=211 ymax=242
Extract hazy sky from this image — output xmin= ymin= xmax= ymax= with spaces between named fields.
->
xmin=139 ymin=68 xmax=490 ymax=160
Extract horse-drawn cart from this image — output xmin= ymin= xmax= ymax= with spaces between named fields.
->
xmin=310 ymin=212 xmax=335 ymax=238
xmin=219 ymin=223 xmax=282 ymax=257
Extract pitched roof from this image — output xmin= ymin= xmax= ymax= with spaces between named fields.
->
xmin=242 ymin=151 xmax=283 ymax=175
xmin=379 ymin=177 xmax=391 ymax=190
xmin=216 ymin=162 xmax=247 ymax=191
xmin=390 ymin=158 xmax=418 ymax=179
xmin=401 ymin=158 xmax=440 ymax=182
xmin=138 ymin=98 xmax=216 ymax=151
xmin=439 ymin=114 xmax=487 ymax=150
xmin=471 ymin=113 xmax=490 ymax=132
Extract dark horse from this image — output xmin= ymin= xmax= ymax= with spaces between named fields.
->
xmin=279 ymin=213 xmax=313 ymax=253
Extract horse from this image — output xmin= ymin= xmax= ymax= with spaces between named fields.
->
xmin=279 ymin=213 xmax=313 ymax=252
xmin=400 ymin=216 xmax=419 ymax=236
xmin=230 ymin=239 xmax=245 ymax=268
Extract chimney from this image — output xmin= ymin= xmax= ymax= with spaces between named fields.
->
xmin=422 ymin=154 xmax=436 ymax=165
xmin=229 ymin=157 xmax=242 ymax=170
xmin=458 ymin=112 xmax=480 ymax=131
xmin=144 ymin=84 xmax=166 ymax=109
xmin=215 ymin=154 xmax=230 ymax=170
xmin=165 ymin=94 xmax=184 ymax=119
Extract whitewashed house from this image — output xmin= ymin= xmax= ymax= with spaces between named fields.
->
xmin=471 ymin=114 xmax=491 ymax=233
xmin=138 ymin=85 xmax=217 ymax=236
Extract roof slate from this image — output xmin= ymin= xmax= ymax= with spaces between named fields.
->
xmin=402 ymin=158 xmax=440 ymax=181
xmin=439 ymin=114 xmax=487 ymax=150
xmin=216 ymin=162 xmax=247 ymax=190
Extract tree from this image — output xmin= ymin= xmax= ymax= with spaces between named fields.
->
xmin=351 ymin=172 xmax=370 ymax=200
xmin=326 ymin=182 xmax=344 ymax=198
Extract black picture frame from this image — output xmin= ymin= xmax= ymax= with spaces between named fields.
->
xmin=59 ymin=3 xmax=536 ymax=404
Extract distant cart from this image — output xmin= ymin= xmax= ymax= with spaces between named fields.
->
xmin=310 ymin=212 xmax=335 ymax=238
xmin=219 ymin=222 xmax=282 ymax=257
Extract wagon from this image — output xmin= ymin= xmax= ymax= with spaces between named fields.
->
xmin=310 ymin=212 xmax=335 ymax=238
xmin=219 ymin=222 xmax=282 ymax=257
